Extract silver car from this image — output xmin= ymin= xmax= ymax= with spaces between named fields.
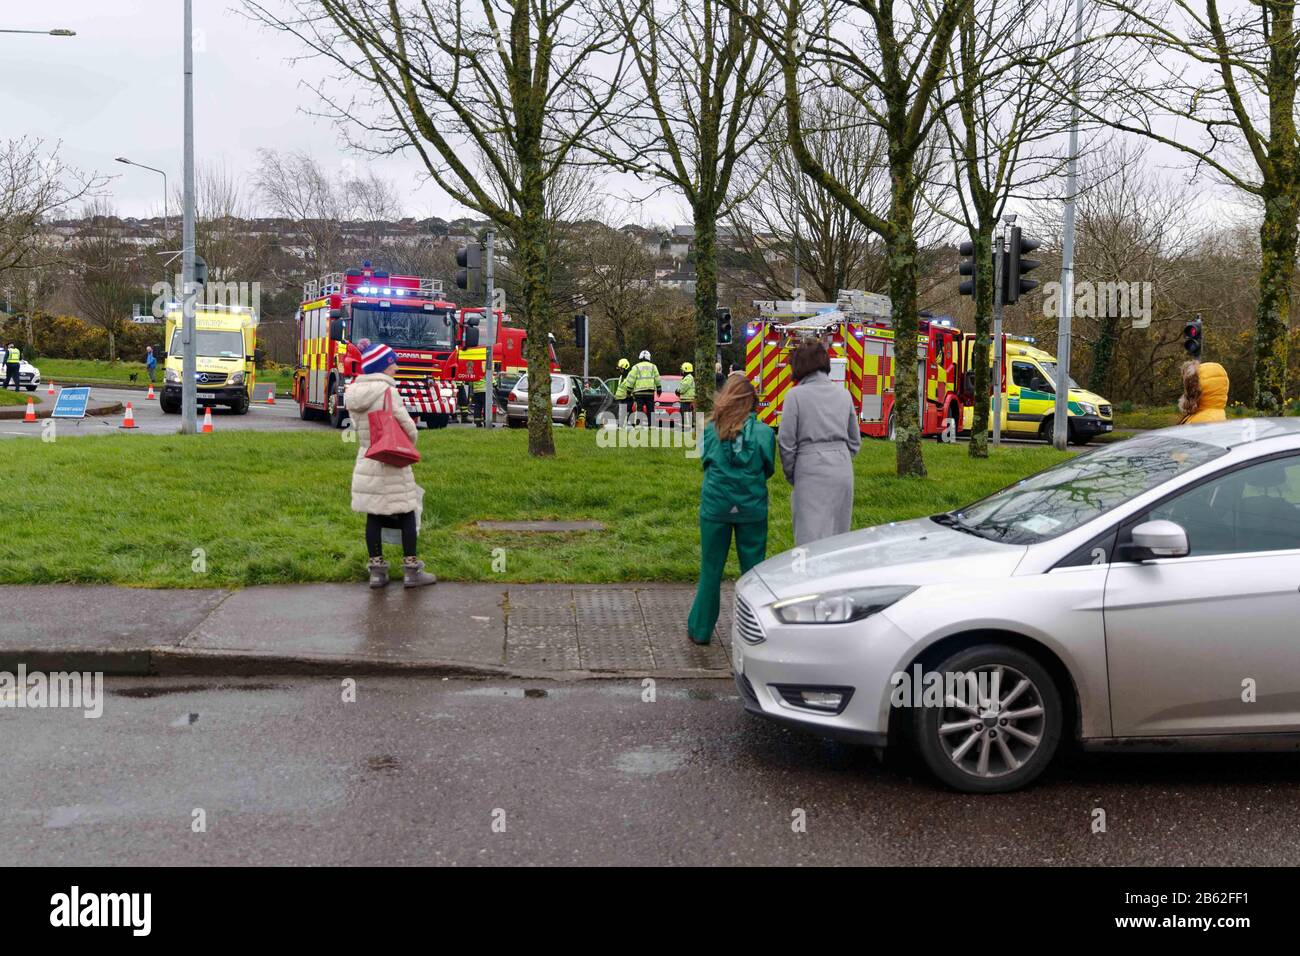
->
xmin=734 ymin=419 xmax=1300 ymax=792
xmin=506 ymin=372 xmax=582 ymax=428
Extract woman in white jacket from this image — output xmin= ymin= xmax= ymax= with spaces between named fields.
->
xmin=344 ymin=341 xmax=436 ymax=589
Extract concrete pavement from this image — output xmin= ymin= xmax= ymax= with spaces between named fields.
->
xmin=0 ymin=582 xmax=733 ymax=678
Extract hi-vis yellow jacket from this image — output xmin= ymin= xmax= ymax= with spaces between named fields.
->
xmin=625 ymin=360 xmax=660 ymax=394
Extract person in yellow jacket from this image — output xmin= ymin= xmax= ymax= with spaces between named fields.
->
xmin=1178 ymin=360 xmax=1229 ymax=424
xmin=677 ymin=361 xmax=696 ymax=423
xmin=626 ymin=350 xmax=661 ymax=424
xmin=3 ymin=342 xmax=20 ymax=392
xmin=613 ymin=357 xmax=632 ymax=423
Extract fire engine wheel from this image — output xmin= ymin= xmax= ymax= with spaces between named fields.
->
xmin=423 ymin=413 xmax=450 ymax=429
xmin=327 ymin=383 xmax=346 ymax=429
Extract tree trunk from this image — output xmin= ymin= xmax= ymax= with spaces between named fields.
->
xmin=519 ymin=185 xmax=556 ymax=457
xmin=1255 ymin=187 xmax=1297 ymax=411
xmin=968 ymin=224 xmax=994 ymax=459
xmin=886 ymin=182 xmax=925 ymax=478
xmin=107 ymin=328 xmax=117 ymax=364
xmin=693 ymin=207 xmax=718 ymax=412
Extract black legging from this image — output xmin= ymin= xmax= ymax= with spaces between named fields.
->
xmin=365 ymin=511 xmax=418 ymax=558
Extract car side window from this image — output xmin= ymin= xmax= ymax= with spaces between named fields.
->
xmin=1143 ymin=454 xmax=1300 ymax=556
xmin=1012 ymin=362 xmax=1036 ymax=389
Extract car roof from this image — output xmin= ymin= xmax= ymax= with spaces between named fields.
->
xmin=1135 ymin=418 xmax=1300 ymax=450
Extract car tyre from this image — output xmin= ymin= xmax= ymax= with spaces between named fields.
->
xmin=160 ymin=396 xmax=180 ymax=414
xmin=912 ymin=644 xmax=1062 ymax=793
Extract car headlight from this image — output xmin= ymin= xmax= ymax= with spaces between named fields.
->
xmin=771 ymin=585 xmax=916 ymax=625
xmin=1076 ymin=402 xmax=1096 ymax=416
xmin=164 ymin=368 xmax=180 ymax=383
xmin=227 ymin=370 xmax=244 ymax=386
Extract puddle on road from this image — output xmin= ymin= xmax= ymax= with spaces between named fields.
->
xmin=113 ymin=682 xmax=285 ymax=699
xmin=615 ymin=748 xmax=686 ymax=775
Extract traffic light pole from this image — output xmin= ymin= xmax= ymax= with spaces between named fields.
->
xmin=483 ymin=231 xmax=495 ymax=427
xmin=992 ymin=234 xmax=1005 ymax=448
xmin=582 ymin=316 xmax=589 ymax=381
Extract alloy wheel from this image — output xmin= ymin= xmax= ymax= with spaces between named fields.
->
xmin=936 ymin=664 xmax=1046 ymax=779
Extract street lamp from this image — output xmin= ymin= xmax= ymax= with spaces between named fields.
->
xmin=115 ymin=157 xmax=170 ymax=253
xmin=0 ymin=28 xmax=76 ymax=35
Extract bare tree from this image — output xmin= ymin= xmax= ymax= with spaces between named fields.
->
xmin=245 ymin=0 xmax=625 ymax=457
xmin=0 ymin=137 xmax=101 ymax=283
xmin=596 ymin=0 xmax=776 ymax=409
xmin=254 ymin=148 xmax=353 ymax=270
xmin=1088 ymin=0 xmax=1300 ymax=410
xmin=939 ymin=0 xmax=1085 ymax=456
xmin=726 ymin=91 xmax=949 ymax=304
xmin=737 ymin=0 xmax=972 ymax=476
xmin=71 ymin=200 xmax=143 ymax=363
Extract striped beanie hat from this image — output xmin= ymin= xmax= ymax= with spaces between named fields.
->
xmin=360 ymin=341 xmax=396 ymax=375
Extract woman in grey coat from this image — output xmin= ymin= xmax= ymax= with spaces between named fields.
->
xmin=778 ymin=340 xmax=861 ymax=546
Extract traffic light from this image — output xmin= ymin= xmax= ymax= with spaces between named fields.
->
xmin=1183 ymin=315 xmax=1203 ymax=356
xmin=1004 ymin=226 xmax=1041 ymax=304
xmin=958 ymin=240 xmax=977 ymax=297
xmin=715 ymin=307 xmax=733 ymax=345
xmin=572 ymin=313 xmax=588 ymax=348
xmin=455 ymin=243 xmax=482 ymax=293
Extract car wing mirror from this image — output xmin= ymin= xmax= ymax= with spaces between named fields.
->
xmin=1128 ymin=519 xmax=1189 ymax=560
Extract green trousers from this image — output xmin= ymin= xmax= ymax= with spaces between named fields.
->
xmin=687 ymin=517 xmax=768 ymax=643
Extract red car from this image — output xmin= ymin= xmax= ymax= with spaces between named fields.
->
xmin=654 ymin=374 xmax=682 ymax=421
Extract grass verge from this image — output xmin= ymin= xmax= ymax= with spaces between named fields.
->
xmin=37 ymin=359 xmax=294 ymax=392
xmin=2 ymin=428 xmax=1070 ymax=587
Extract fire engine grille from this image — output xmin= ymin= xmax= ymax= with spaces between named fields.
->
xmin=734 ymin=595 xmax=765 ymax=645
xmin=393 ymin=363 xmax=431 ymax=381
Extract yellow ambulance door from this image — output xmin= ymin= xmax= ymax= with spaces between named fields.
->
xmin=1007 ymin=359 xmax=1053 ymax=437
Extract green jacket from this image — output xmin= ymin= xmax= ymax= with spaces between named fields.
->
xmin=699 ymin=414 xmax=775 ymax=524
xmin=626 ymin=360 xmax=660 ymax=394
xmin=678 ymin=373 xmax=696 ymax=402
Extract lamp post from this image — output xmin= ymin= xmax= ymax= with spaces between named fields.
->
xmin=179 ymin=0 xmax=198 ymax=434
xmin=115 ymin=158 xmax=169 ymax=243
xmin=1053 ymin=0 xmax=1086 ymax=451
xmin=0 ymin=28 xmax=76 ymax=35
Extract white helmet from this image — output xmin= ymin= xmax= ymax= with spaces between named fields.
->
xmin=639 ymin=350 xmax=651 ymax=360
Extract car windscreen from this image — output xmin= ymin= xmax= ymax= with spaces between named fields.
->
xmin=659 ymin=379 xmax=679 ymax=396
xmin=942 ymin=434 xmax=1226 ymax=545
xmin=1038 ymin=360 xmax=1080 ymax=391
xmin=351 ymin=305 xmax=454 ymax=351
xmin=169 ymin=329 xmax=244 ymax=359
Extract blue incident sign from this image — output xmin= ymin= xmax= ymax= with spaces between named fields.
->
xmin=51 ymin=387 xmax=91 ymax=419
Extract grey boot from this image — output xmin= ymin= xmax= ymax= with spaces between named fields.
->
xmin=402 ymin=559 xmax=437 ymax=588
xmin=368 ymin=559 xmax=390 ymax=589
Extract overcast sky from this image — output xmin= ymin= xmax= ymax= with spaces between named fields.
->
xmin=2 ymin=1 xmax=679 ymax=225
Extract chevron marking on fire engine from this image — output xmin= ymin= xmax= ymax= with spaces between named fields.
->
xmin=843 ymin=331 xmax=865 ymax=405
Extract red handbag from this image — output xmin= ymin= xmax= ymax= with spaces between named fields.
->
xmin=364 ymin=389 xmax=421 ymax=466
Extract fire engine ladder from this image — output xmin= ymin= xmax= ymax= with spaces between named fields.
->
xmin=303 ymin=272 xmax=346 ymax=300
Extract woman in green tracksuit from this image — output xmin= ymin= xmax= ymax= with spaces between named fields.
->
xmin=686 ymin=373 xmax=776 ymax=645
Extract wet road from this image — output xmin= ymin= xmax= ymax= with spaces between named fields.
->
xmin=4 ymin=676 xmax=1299 ymax=865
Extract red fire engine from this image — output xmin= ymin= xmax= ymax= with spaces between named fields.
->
xmin=295 ymin=264 xmax=463 ymax=428
xmin=747 ymin=291 xmax=999 ymax=439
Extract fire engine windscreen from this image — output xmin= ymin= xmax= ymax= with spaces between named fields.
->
xmin=350 ymin=304 xmax=454 ymax=352
xmin=168 ymin=329 xmax=244 ymax=358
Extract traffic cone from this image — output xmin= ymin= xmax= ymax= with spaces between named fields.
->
xmin=119 ymin=402 xmax=138 ymax=429
xmin=23 ymin=397 xmax=36 ymax=423
xmin=47 ymin=380 xmax=55 ymax=396
xmin=266 ymin=386 xmax=275 ymax=405
xmin=146 ymin=384 xmax=156 ymax=400
xmin=201 ymin=406 xmax=213 ymax=433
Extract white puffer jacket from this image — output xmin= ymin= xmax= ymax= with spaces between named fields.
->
xmin=344 ymin=373 xmax=422 ymax=515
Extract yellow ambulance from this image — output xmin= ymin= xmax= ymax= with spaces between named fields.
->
xmin=160 ymin=305 xmax=259 ymax=415
xmin=962 ymin=336 xmax=1114 ymax=444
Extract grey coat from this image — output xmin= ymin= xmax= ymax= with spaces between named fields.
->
xmin=778 ymin=371 xmax=861 ymax=546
